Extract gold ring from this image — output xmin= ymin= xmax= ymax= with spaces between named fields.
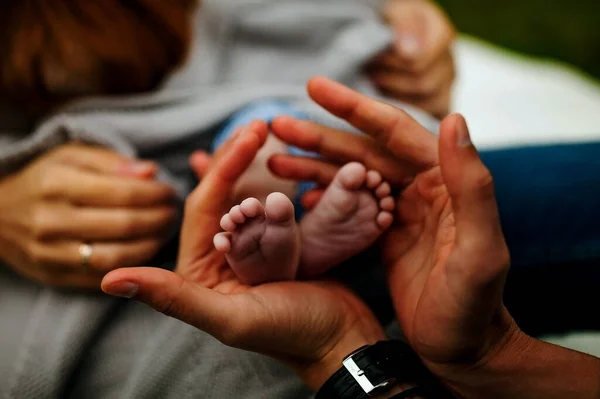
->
xmin=79 ymin=243 xmax=93 ymax=273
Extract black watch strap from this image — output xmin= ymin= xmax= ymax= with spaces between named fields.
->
xmin=389 ymin=387 xmax=424 ymax=398
xmin=315 ymin=340 xmax=455 ymax=399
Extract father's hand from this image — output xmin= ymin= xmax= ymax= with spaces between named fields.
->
xmin=270 ymin=77 xmax=515 ymax=381
xmin=101 ymin=121 xmax=385 ymax=391
xmin=369 ymin=0 xmax=456 ymax=118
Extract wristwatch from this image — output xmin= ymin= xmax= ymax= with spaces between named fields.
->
xmin=315 ymin=340 xmax=455 ymax=399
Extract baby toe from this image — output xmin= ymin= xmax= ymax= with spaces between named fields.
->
xmin=240 ymin=197 xmax=264 ymax=218
xmin=375 ymin=182 xmax=391 ymax=198
xmin=376 ymin=212 xmax=394 ymax=229
xmin=380 ymin=197 xmax=396 ymax=212
xmin=214 ymin=232 xmax=232 ymax=253
xmin=336 ymin=162 xmax=367 ymax=191
xmin=220 ymin=213 xmax=237 ymax=232
xmin=366 ymin=170 xmax=383 ymax=189
xmin=229 ymin=205 xmax=246 ymax=224
xmin=265 ymin=192 xmax=295 ymax=223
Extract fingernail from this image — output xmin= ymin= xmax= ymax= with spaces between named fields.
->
xmin=121 ymin=161 xmax=156 ymax=175
xmin=130 ymin=161 xmax=156 ymax=173
xmin=106 ymin=282 xmax=138 ymax=298
xmin=397 ymin=35 xmax=421 ymax=59
xmin=456 ymin=118 xmax=472 ymax=148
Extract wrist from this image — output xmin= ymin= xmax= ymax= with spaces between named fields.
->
xmin=298 ymin=328 xmax=387 ymax=391
xmin=421 ymin=306 xmax=521 ymax=391
xmin=309 ymin=338 xmax=448 ymax=399
xmin=428 ymin=308 xmax=600 ymax=399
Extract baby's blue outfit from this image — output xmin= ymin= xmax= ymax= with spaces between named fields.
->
xmin=213 ymin=100 xmax=319 ymax=220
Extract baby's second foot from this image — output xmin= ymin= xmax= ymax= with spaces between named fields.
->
xmin=214 ymin=193 xmax=300 ymax=285
xmin=299 ymin=162 xmax=395 ymax=278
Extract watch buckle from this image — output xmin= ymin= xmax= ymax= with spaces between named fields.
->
xmin=342 ymin=357 xmax=396 ymax=396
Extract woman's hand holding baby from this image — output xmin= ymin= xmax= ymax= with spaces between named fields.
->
xmin=0 ymin=144 xmax=177 ymax=289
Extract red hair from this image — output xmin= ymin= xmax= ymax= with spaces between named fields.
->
xmin=0 ymin=0 xmax=197 ymax=108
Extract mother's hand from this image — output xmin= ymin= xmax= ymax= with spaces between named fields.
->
xmin=269 ymin=77 xmax=516 ymax=386
xmin=0 ymin=144 xmax=177 ymax=289
xmin=101 ymin=122 xmax=386 ymax=391
xmin=370 ymin=0 xmax=456 ymax=118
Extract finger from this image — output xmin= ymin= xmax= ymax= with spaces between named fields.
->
xmin=385 ymin=83 xmax=453 ymax=119
xmin=212 ymin=126 xmax=248 ymax=159
xmin=271 ymin=117 xmax=418 ymax=185
xmin=178 ymin=121 xmax=269 ymax=269
xmin=305 ymin=76 xmax=438 ymax=168
xmin=101 ymin=268 xmax=253 ymax=346
xmin=46 ymin=165 xmax=176 ymax=207
xmin=33 ymin=204 xmax=177 ymax=241
xmin=438 ymin=114 xmax=509 ymax=282
xmin=190 ymin=151 xmax=213 ymax=180
xmin=369 ymin=51 xmax=455 ymax=98
xmin=54 ymin=144 xmax=158 ymax=177
xmin=116 ymin=161 xmax=158 ymax=180
xmin=29 ymin=239 xmax=165 ymax=273
xmin=268 ymin=155 xmax=339 ymax=186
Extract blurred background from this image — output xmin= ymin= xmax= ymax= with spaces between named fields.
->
xmin=440 ymin=0 xmax=600 ymax=79
xmin=440 ymin=0 xmax=600 ymax=149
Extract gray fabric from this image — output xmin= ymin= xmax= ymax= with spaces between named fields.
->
xmin=0 ymin=1 xmax=438 ymax=398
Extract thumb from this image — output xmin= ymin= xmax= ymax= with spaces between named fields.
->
xmin=178 ymin=121 xmax=268 ymax=267
xmin=382 ymin=0 xmax=426 ymax=62
xmin=439 ymin=114 xmax=508 ymax=272
xmin=189 ymin=151 xmax=213 ymax=179
xmin=101 ymin=267 xmax=244 ymax=343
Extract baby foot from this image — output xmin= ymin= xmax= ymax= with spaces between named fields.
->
xmin=214 ymin=193 xmax=301 ymax=285
xmin=298 ymin=162 xmax=395 ymax=278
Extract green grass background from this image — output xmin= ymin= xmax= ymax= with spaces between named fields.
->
xmin=436 ymin=0 xmax=600 ymax=79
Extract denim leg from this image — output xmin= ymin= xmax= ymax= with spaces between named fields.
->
xmin=480 ymin=142 xmax=600 ymax=268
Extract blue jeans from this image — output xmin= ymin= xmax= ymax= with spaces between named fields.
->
xmin=214 ymin=101 xmax=600 ymax=268
xmin=481 ymin=143 xmax=600 ymax=268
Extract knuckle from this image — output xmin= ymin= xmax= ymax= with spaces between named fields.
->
xmin=155 ymin=276 xmax=187 ymax=318
xmin=30 ymin=206 xmax=55 ymax=239
xmin=473 ymin=170 xmax=496 ymax=196
xmin=38 ymin=171 xmax=59 ymax=197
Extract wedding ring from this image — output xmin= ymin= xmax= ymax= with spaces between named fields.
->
xmin=79 ymin=243 xmax=93 ymax=273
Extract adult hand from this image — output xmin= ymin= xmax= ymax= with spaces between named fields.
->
xmin=269 ymin=77 xmax=516 ymax=387
xmin=0 ymin=144 xmax=177 ymax=289
xmin=271 ymin=77 xmax=600 ymax=399
xmin=101 ymin=122 xmax=386 ymax=391
xmin=370 ymin=0 xmax=456 ymax=118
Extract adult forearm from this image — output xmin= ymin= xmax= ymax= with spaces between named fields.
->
xmin=442 ymin=330 xmax=600 ymax=399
